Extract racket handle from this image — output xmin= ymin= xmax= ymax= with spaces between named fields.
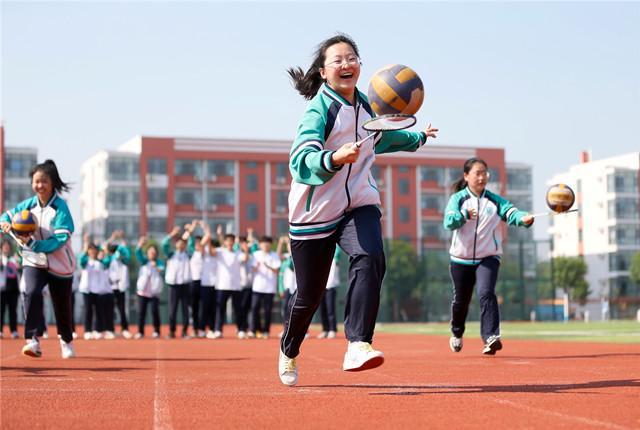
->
xmin=531 ymin=208 xmax=579 ymax=218
xmin=353 ymin=133 xmax=376 ymax=148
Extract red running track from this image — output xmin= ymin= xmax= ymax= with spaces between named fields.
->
xmin=1 ymin=329 xmax=639 ymax=429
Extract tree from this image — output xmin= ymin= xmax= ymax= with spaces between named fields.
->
xmin=382 ymin=240 xmax=422 ymax=321
xmin=553 ymin=256 xmax=589 ymax=304
xmin=630 ymin=252 xmax=640 ymax=286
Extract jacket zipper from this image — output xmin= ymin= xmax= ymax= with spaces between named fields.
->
xmin=472 ymin=195 xmax=479 ymax=264
xmin=344 ymin=100 xmax=359 ymax=211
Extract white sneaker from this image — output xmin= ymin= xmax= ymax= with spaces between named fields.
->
xmin=212 ymin=330 xmax=222 ymax=339
xmin=197 ymin=330 xmax=206 ymax=338
xmin=134 ymin=333 xmax=144 ymax=340
xmin=93 ymin=331 xmax=103 ymax=340
xmin=247 ymin=331 xmax=256 ymax=339
xmin=237 ymin=331 xmax=247 ymax=339
xmin=22 ymin=339 xmax=42 ymax=358
xmin=72 ymin=332 xmax=78 ymax=339
xmin=205 ymin=330 xmax=216 ymax=339
xmin=151 ymin=332 xmax=160 ymax=339
xmin=482 ymin=335 xmax=503 ymax=355
xmin=83 ymin=332 xmax=93 ymax=340
xmin=327 ymin=330 xmax=337 ymax=339
xmin=342 ymin=341 xmax=384 ymax=372
xmin=42 ymin=332 xmax=49 ymax=339
xmin=450 ymin=336 xmax=463 ymax=352
xmin=60 ymin=340 xmax=76 ymax=359
xmin=278 ymin=350 xmax=298 ymax=386
xmin=103 ymin=331 xmax=116 ymax=340
xmin=11 ymin=331 xmax=20 ymax=339
xmin=121 ymin=330 xmax=132 ymax=339
xmin=317 ymin=331 xmax=328 ymax=339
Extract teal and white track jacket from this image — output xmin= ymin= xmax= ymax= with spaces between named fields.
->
xmin=288 ymin=84 xmax=427 ymax=240
xmin=1 ymin=194 xmax=76 ymax=278
xmin=443 ymin=187 xmax=531 ymax=265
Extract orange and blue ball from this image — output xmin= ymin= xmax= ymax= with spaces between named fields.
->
xmin=546 ymin=184 xmax=575 ymax=213
xmin=11 ymin=210 xmax=37 ymax=234
xmin=367 ymin=64 xmax=425 ymax=116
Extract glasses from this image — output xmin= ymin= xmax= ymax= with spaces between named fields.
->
xmin=323 ymin=56 xmax=361 ymax=69
xmin=469 ymin=170 xmax=490 ymax=178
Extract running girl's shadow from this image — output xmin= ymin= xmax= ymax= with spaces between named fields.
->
xmin=497 ymin=352 xmax=640 ymax=360
xmin=305 ymin=378 xmax=640 ymax=396
xmin=84 ymin=356 xmax=249 ymax=362
xmin=0 ymin=365 xmax=142 ymax=377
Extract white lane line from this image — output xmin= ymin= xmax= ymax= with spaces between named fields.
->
xmin=491 ymin=398 xmax=634 ymax=430
xmin=153 ymin=343 xmax=172 ymax=430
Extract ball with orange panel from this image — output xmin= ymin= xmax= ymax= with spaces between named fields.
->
xmin=367 ymin=64 xmax=424 ymax=116
xmin=11 ymin=210 xmax=38 ymax=235
xmin=545 ymin=184 xmax=576 ymax=213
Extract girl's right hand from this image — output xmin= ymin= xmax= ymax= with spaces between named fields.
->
xmin=0 ymin=222 xmax=11 ymax=233
xmin=467 ymin=207 xmax=478 ymax=219
xmin=331 ymin=143 xmax=361 ymax=166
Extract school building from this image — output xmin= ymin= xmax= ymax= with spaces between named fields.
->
xmin=548 ymin=151 xmax=640 ymax=319
xmin=0 ymin=126 xmax=39 ymax=212
xmin=79 ymin=135 xmax=533 ymax=251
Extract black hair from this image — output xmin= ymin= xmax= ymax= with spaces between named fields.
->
xmin=107 ymin=244 xmax=118 ymax=254
xmin=287 ymin=33 xmax=360 ymax=100
xmin=224 ymin=233 xmax=236 ymax=242
xmin=259 ymin=235 xmax=273 ymax=244
xmin=146 ymin=244 xmax=159 ymax=259
xmin=210 ymin=239 xmax=220 ymax=248
xmin=451 ymin=158 xmax=488 ymax=193
xmin=87 ymin=243 xmax=99 ymax=251
xmin=30 ymin=159 xmax=71 ymax=193
xmin=238 ymin=236 xmax=248 ymax=243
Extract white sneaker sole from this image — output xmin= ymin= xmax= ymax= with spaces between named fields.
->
xmin=22 ymin=346 xmax=42 ymax=358
xmin=343 ymin=353 xmax=385 ymax=372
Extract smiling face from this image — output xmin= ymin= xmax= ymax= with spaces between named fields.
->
xmin=320 ymin=42 xmax=361 ymax=104
xmin=464 ymin=162 xmax=489 ymax=195
xmin=31 ymin=170 xmax=53 ymax=205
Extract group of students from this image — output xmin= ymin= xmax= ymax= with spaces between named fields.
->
xmin=76 ymin=221 xmax=342 ymax=342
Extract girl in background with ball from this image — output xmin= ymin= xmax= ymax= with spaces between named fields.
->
xmin=279 ymin=33 xmax=438 ymax=386
xmin=444 ymin=158 xmax=533 ymax=355
xmin=0 ymin=159 xmax=76 ymax=359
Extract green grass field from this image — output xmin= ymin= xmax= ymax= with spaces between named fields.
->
xmin=373 ymin=320 xmax=640 ymax=343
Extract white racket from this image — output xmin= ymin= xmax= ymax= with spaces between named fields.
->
xmin=7 ymin=230 xmax=48 ymax=267
xmin=531 ymin=208 xmax=579 ymax=218
xmin=354 ymin=114 xmax=417 ymax=148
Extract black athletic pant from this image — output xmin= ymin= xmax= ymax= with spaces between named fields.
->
xmin=319 ymin=288 xmax=338 ymax=332
xmin=250 ymin=292 xmax=274 ymax=335
xmin=190 ymin=280 xmax=201 ymax=332
xmin=22 ymin=267 xmax=73 ymax=343
xmin=113 ymin=290 xmax=129 ymax=331
xmin=83 ymin=292 xmax=95 ymax=333
xmin=98 ymin=293 xmax=115 ymax=332
xmin=214 ymin=290 xmax=242 ymax=332
xmin=198 ymin=286 xmax=216 ymax=331
xmin=168 ymin=284 xmax=190 ymax=335
xmin=137 ymin=295 xmax=160 ymax=335
xmin=1 ymin=282 xmax=19 ymax=333
xmin=281 ymin=205 xmax=385 ymax=358
xmin=450 ymin=258 xmax=501 ymax=342
xmin=238 ymin=286 xmax=252 ymax=332
xmin=281 ymin=290 xmax=294 ymax=322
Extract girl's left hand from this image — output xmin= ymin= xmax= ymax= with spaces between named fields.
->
xmin=424 ymin=123 xmax=438 ymax=140
xmin=522 ymin=214 xmax=534 ymax=225
xmin=0 ymin=222 xmax=11 ymax=233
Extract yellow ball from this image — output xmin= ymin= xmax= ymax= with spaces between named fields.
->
xmin=546 ymin=184 xmax=575 ymax=213
xmin=367 ymin=64 xmax=424 ymax=116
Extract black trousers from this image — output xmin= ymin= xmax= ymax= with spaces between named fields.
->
xmin=1 ymin=285 xmax=20 ymax=333
xmin=250 ymin=292 xmax=274 ymax=335
xmin=450 ymin=258 xmax=501 ymax=342
xmin=238 ymin=287 xmax=252 ymax=332
xmin=319 ymin=288 xmax=338 ymax=332
xmin=113 ymin=290 xmax=129 ymax=331
xmin=137 ymin=295 xmax=160 ymax=335
xmin=281 ymin=205 xmax=385 ymax=358
xmin=214 ymin=290 xmax=242 ymax=332
xmin=98 ymin=293 xmax=115 ymax=332
xmin=168 ymin=284 xmax=190 ymax=334
xmin=83 ymin=292 xmax=95 ymax=332
xmin=198 ymin=286 xmax=216 ymax=331
xmin=22 ymin=267 xmax=73 ymax=343
xmin=281 ymin=290 xmax=294 ymax=322
xmin=190 ymin=280 xmax=201 ymax=332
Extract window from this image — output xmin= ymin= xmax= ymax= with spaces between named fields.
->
xmin=398 ymin=178 xmax=410 ymax=195
xmin=371 ymin=165 xmax=383 ymax=181
xmin=422 ymin=220 xmax=444 ymax=240
xmin=107 ymin=187 xmax=139 ymax=211
xmin=276 ymin=191 xmax=288 ymax=207
xmin=608 ymin=198 xmax=639 ymax=219
xmin=608 ymin=171 xmax=638 ymax=193
xmin=175 ymin=160 xmax=201 ymax=177
xmin=246 ymin=161 xmax=258 ymax=169
xmin=276 ymin=219 xmax=289 ymax=236
xmin=147 ymin=188 xmax=166 ymax=204
xmin=5 ymin=153 xmax=37 ymax=178
xmin=275 ymin=163 xmax=289 ymax=183
xmin=147 ymin=158 xmax=167 ymax=175
xmin=609 ymin=251 xmax=636 ymax=271
xmin=246 ymin=174 xmax=258 ymax=192
xmin=108 ymin=158 xmax=139 ymax=181
xmin=488 ymin=168 xmax=501 ymax=182
xmin=247 ymin=203 xmax=258 ymax=221
xmin=147 ymin=218 xmax=167 ymax=234
xmin=506 ymin=168 xmax=531 ymax=191
xmin=207 ymin=160 xmax=234 ymax=178
xmin=421 ymin=166 xmax=445 ymax=185
xmin=421 ymin=193 xmax=444 ymax=210
xmin=609 ymin=225 xmax=640 ymax=245
xmin=207 ymin=189 xmax=234 ymax=206
xmin=4 ymin=184 xmax=33 ymax=208
xmin=175 ymin=188 xmax=200 ymax=206
xmin=106 ymin=217 xmax=139 ymax=239
xmin=398 ymin=165 xmax=409 ymax=173
xmin=399 ymin=206 xmax=410 ymax=223
xmin=204 ymin=219 xmax=235 ymax=235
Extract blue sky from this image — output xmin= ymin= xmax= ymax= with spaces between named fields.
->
xmin=2 ymin=1 xmax=639 ymax=239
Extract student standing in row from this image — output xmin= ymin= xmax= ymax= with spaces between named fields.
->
xmin=106 ymin=230 xmax=132 ymax=339
xmin=249 ymin=236 xmax=281 ymax=339
xmin=134 ymin=236 xmax=164 ymax=338
xmin=162 ymin=226 xmax=192 ymax=339
xmin=1 ymin=239 xmax=21 ymax=339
